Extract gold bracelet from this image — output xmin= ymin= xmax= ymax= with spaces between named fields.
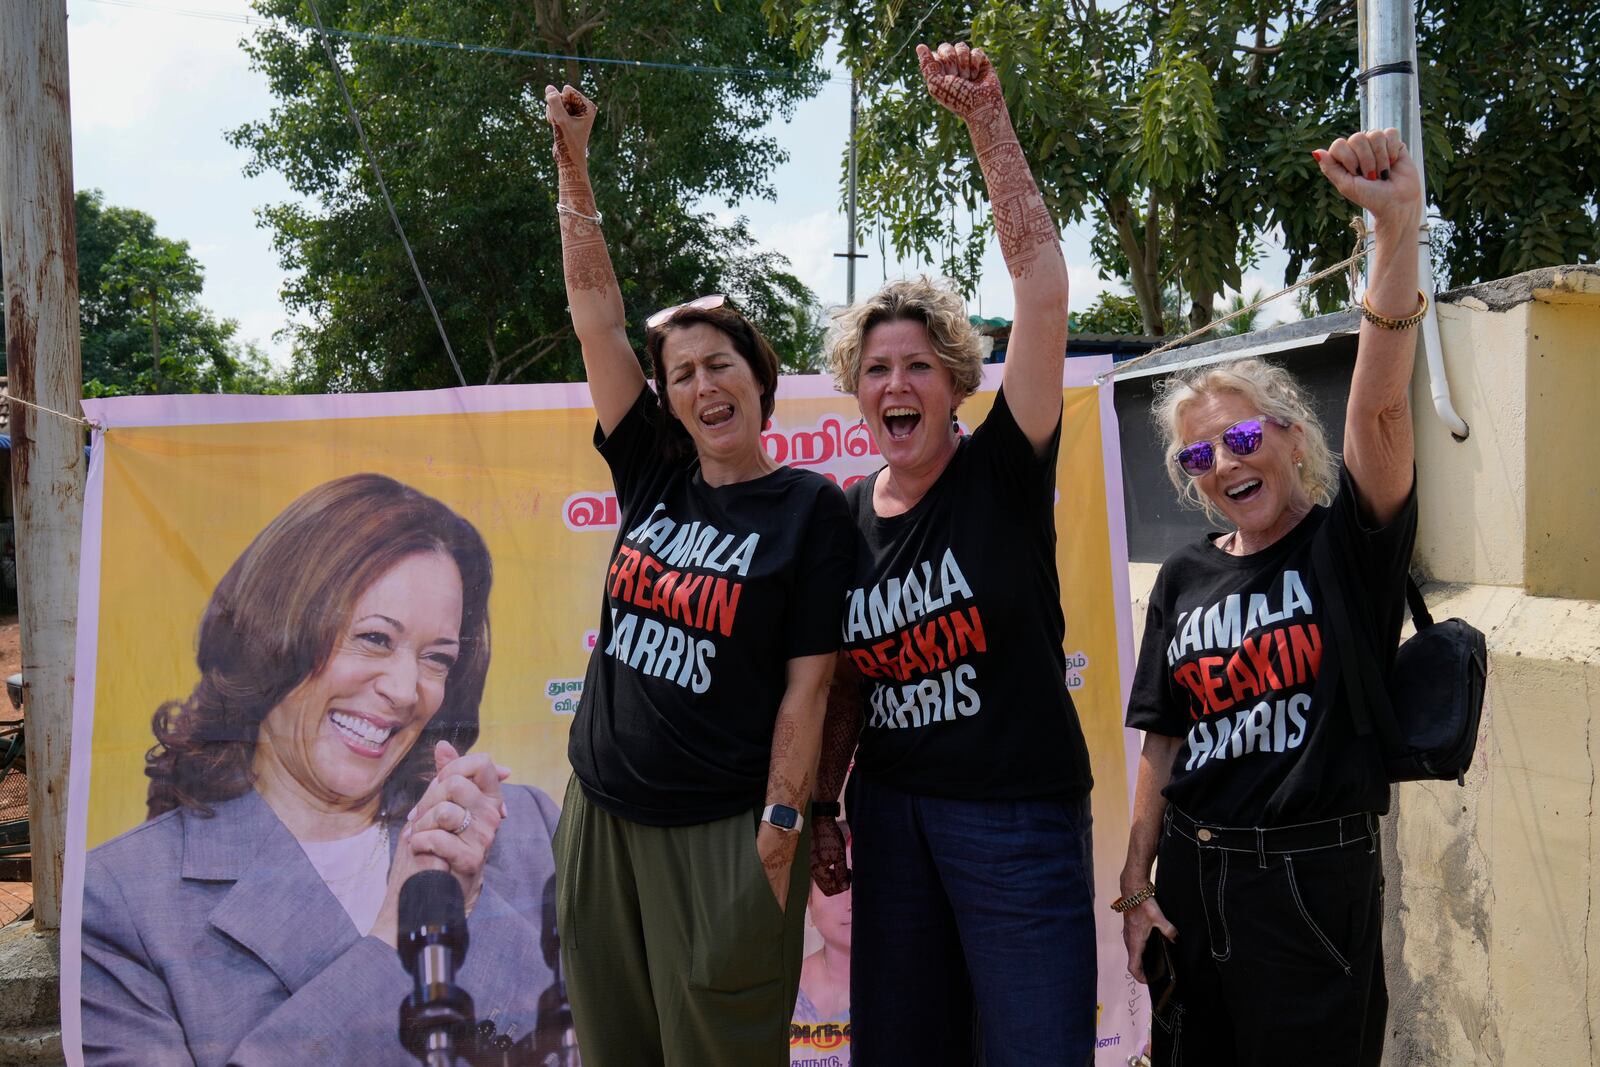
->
xmin=1110 ymin=881 xmax=1156 ymax=914
xmin=1360 ymin=288 xmax=1428 ymax=331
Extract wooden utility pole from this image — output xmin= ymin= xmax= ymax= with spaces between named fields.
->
xmin=0 ymin=0 xmax=87 ymax=932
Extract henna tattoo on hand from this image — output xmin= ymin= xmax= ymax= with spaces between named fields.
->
xmin=761 ymin=835 xmax=799 ymax=872
xmin=919 ymin=48 xmax=1005 ymax=125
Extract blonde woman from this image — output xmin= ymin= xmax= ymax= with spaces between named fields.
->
xmin=1118 ymin=129 xmax=1425 ymax=1065
xmin=809 ymin=43 xmax=1096 ymax=1066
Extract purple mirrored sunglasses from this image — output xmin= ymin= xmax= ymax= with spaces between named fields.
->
xmin=1175 ymin=416 xmax=1290 ymax=477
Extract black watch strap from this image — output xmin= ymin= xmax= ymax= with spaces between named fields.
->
xmin=810 ymin=801 xmax=841 ymax=818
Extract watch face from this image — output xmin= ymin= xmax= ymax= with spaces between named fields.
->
xmin=767 ymin=804 xmax=800 ymax=830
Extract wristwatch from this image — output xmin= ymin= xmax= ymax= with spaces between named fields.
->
xmin=761 ymin=803 xmax=803 ymax=833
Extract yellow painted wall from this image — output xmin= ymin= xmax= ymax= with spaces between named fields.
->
xmin=1525 ymin=271 xmax=1600 ymax=600
xmin=1390 ymin=267 xmax=1600 ymax=1065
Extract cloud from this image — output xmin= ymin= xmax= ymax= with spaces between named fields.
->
xmin=67 ymin=0 xmax=300 ymax=363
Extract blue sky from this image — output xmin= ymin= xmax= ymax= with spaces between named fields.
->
xmin=65 ymin=0 xmax=1295 ymax=367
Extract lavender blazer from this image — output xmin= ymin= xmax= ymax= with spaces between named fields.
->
xmin=80 ymin=784 xmax=562 ymax=1066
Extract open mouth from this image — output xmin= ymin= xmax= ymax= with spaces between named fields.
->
xmin=329 ymin=710 xmax=397 ymax=755
xmin=1225 ymin=479 xmax=1263 ymax=502
xmin=883 ymin=406 xmax=921 ymax=440
xmin=699 ymin=403 xmax=734 ymax=427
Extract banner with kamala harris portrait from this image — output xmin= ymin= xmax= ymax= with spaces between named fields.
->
xmin=61 ymin=359 xmax=1145 ymax=1066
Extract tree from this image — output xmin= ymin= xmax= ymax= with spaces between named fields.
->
xmin=0 ymin=190 xmax=282 ymax=397
xmin=1214 ymin=288 xmax=1265 ymax=336
xmin=1072 ymin=291 xmax=1145 ymax=335
xmin=767 ymin=0 xmax=1595 ymax=336
xmin=231 ymin=0 xmax=830 ymax=392
xmin=1424 ymin=0 xmax=1598 ymax=284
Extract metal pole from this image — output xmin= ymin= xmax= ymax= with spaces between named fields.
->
xmin=0 ymin=0 xmax=88 ymax=932
xmin=847 ymin=76 xmax=859 ymax=305
xmin=1358 ymin=0 xmax=1469 ymax=439
xmin=834 ymin=76 xmax=867 ymax=304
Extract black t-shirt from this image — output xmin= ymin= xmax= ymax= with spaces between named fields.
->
xmin=568 ymin=387 xmax=855 ymax=826
xmin=842 ymin=388 xmax=1094 ymax=801
xmin=1125 ymin=464 xmax=1418 ymax=826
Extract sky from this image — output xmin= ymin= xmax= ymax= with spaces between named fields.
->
xmin=63 ymin=0 xmax=1298 ymax=368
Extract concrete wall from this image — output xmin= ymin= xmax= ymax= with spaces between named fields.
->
xmin=1397 ymin=267 xmax=1600 ymax=1064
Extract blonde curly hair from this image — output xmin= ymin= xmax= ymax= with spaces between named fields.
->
xmin=1153 ymin=358 xmax=1337 ymax=523
xmin=824 ymin=277 xmax=984 ymax=399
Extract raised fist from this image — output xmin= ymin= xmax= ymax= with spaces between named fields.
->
xmin=1313 ymin=128 xmax=1424 ymax=231
xmin=544 ymin=83 xmax=597 ymax=168
xmin=916 ymin=41 xmax=1003 ymax=124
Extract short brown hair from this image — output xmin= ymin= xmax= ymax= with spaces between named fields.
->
xmin=145 ymin=473 xmax=493 ymax=820
xmin=825 ymin=277 xmax=984 ymax=399
xmin=644 ymin=304 xmax=780 ymax=454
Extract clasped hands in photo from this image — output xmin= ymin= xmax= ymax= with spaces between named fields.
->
xmin=372 ymin=740 xmax=509 ymax=945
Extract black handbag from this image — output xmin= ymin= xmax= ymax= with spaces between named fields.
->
xmin=1312 ymin=535 xmax=1488 ymax=785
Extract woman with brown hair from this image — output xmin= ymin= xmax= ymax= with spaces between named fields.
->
xmin=545 ymin=82 xmax=855 ymax=1067
xmin=80 ymin=473 xmax=565 ymax=1066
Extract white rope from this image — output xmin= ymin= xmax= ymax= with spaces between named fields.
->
xmin=1098 ymin=217 xmax=1369 ymax=384
xmin=4 ymin=393 xmax=101 ymax=432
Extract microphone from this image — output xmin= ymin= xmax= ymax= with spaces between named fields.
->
xmin=398 ymin=870 xmax=476 ymax=1067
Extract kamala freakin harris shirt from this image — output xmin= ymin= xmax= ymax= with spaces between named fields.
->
xmin=569 ymin=386 xmax=856 ymax=826
xmin=1125 ymin=464 xmax=1418 ymax=826
xmin=841 ymin=388 xmax=1093 ymax=802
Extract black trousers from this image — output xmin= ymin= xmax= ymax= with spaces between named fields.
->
xmin=1149 ymin=806 xmax=1387 ymax=1067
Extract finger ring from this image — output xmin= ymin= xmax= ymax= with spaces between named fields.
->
xmin=452 ymin=810 xmax=474 ymax=836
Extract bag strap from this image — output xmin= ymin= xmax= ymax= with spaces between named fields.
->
xmin=1310 ymin=529 xmax=1406 ymax=751
xmin=1405 ymin=573 xmax=1433 ymax=630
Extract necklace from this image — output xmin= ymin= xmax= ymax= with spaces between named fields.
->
xmin=319 ymin=819 xmax=390 ymax=890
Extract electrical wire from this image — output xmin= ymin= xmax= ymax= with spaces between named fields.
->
xmin=302 ymin=0 xmax=467 ymax=387
xmin=77 ymin=0 xmax=848 ymax=83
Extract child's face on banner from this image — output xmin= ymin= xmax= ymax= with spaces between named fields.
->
xmin=256 ymin=550 xmax=464 ymax=809
xmin=809 ymin=843 xmax=853 ymax=950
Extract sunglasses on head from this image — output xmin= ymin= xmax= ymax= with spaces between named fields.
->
xmin=1175 ymin=416 xmax=1290 ymax=477
xmin=646 ymin=293 xmax=727 ymax=331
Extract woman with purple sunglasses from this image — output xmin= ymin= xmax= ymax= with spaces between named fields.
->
xmin=544 ymin=85 xmax=855 ymax=1066
xmin=1117 ymin=128 xmax=1426 ymax=1065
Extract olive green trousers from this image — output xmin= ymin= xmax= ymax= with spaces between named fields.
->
xmin=555 ymin=777 xmax=810 ymax=1067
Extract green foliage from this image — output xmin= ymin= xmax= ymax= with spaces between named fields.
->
xmin=1422 ymin=0 xmax=1598 ymax=284
xmin=1072 ymin=291 xmax=1145 ymax=335
xmin=69 ymin=190 xmax=284 ymax=397
xmin=231 ymin=0 xmax=829 ymax=391
xmin=1214 ymin=288 xmax=1265 ymax=336
xmin=767 ymin=0 xmax=1595 ymax=336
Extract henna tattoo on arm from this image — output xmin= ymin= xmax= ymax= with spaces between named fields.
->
xmin=812 ymin=654 xmax=863 ymax=806
xmin=764 ymin=655 xmax=831 ymax=816
xmin=556 ymin=162 xmax=616 ymax=296
xmin=919 ymin=48 xmax=1061 ymax=281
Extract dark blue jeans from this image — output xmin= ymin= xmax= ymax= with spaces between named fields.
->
xmin=847 ymin=774 xmax=1097 ymax=1067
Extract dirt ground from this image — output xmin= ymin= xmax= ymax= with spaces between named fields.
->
xmin=0 ymin=611 xmax=26 ymax=925
xmin=0 ymin=612 xmax=19 ymax=681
